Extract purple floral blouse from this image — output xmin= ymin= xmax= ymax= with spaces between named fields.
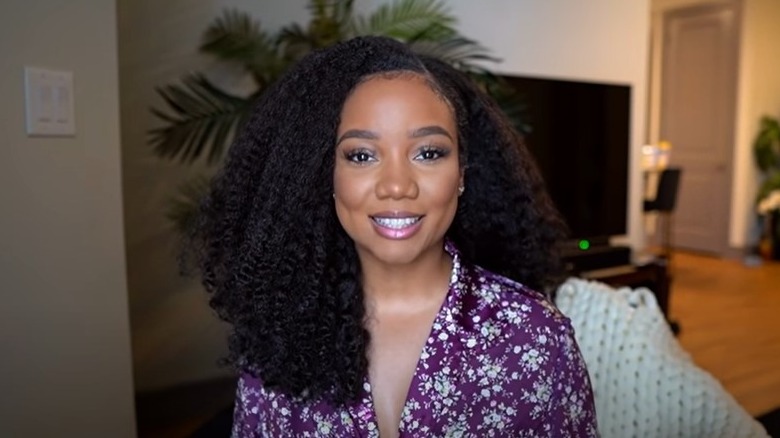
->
xmin=232 ymin=242 xmax=598 ymax=437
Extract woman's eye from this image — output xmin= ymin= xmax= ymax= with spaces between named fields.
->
xmin=345 ymin=150 xmax=375 ymax=164
xmin=415 ymin=147 xmax=448 ymax=161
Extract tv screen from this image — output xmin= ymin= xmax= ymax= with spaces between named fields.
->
xmin=498 ymin=75 xmax=631 ymax=241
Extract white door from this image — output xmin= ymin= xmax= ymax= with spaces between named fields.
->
xmin=658 ymin=3 xmax=739 ymax=255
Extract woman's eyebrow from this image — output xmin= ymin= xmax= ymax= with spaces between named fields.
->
xmin=336 ymin=126 xmax=454 ymax=144
xmin=336 ymin=129 xmax=379 ymax=145
xmin=410 ymin=125 xmax=453 ymax=141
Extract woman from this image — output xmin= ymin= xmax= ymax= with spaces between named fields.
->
xmin=190 ymin=36 xmax=598 ymax=437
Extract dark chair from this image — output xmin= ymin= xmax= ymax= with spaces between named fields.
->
xmin=643 ymin=167 xmax=682 ymax=260
xmin=643 ymin=167 xmax=682 ymax=335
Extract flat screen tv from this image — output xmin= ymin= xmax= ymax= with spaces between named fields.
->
xmin=498 ymin=75 xmax=631 ymax=244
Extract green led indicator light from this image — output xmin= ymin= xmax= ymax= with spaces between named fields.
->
xmin=578 ymin=240 xmax=590 ymax=251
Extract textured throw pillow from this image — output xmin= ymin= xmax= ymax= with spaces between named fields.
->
xmin=555 ymin=278 xmax=769 ymax=438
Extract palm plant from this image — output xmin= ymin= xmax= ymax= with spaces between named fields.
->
xmin=150 ymin=0 xmax=526 ymax=231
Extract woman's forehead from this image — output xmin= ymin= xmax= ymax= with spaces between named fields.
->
xmin=345 ymin=72 xmax=455 ymax=118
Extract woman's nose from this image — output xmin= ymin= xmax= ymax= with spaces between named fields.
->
xmin=375 ymin=159 xmax=419 ymax=200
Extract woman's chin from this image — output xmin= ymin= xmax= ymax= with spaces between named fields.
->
xmin=367 ymin=245 xmax=423 ymax=266
xmin=357 ymin=236 xmax=444 ymax=268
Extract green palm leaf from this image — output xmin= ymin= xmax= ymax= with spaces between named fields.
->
xmin=408 ymin=37 xmax=498 ymax=70
xmin=149 ymin=74 xmax=252 ymax=164
xmin=402 ymin=21 xmax=457 ymax=42
xmin=166 ymin=175 xmax=212 ymax=233
xmin=754 ymin=116 xmax=780 ymax=173
xmin=279 ymin=0 xmax=355 ymax=56
xmin=307 ymin=0 xmax=333 ymax=20
xmin=200 ymin=9 xmax=286 ymax=86
xmin=298 ymin=0 xmax=354 ymax=48
xmin=351 ymin=0 xmax=456 ymax=40
xmin=277 ymin=18 xmax=344 ymax=61
xmin=307 ymin=0 xmax=356 ymax=29
xmin=757 ymin=173 xmax=780 ymax=205
xmin=331 ymin=0 xmax=356 ymax=25
xmin=278 ymin=23 xmax=319 ymax=62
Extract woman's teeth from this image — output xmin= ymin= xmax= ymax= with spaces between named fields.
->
xmin=372 ymin=216 xmax=421 ymax=229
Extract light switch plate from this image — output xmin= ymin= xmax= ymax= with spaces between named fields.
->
xmin=24 ymin=67 xmax=76 ymax=136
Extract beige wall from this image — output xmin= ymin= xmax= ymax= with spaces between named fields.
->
xmin=120 ymin=0 xmax=650 ymax=389
xmin=0 ymin=0 xmax=136 ymax=436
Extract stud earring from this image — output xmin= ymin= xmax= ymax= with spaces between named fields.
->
xmin=458 ymin=186 xmax=465 ymax=196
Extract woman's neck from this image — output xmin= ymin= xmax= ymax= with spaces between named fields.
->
xmin=359 ymin=242 xmax=453 ymax=315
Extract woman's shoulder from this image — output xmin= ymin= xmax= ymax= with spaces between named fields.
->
xmin=458 ymin=263 xmax=574 ymax=341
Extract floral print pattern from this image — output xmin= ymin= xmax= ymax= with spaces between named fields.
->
xmin=232 ymin=242 xmax=598 ymax=437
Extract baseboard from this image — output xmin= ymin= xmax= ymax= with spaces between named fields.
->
xmin=721 ymin=245 xmax=747 ymax=261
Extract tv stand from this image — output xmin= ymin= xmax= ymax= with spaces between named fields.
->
xmin=562 ymin=244 xmax=632 ymax=273
xmin=578 ymin=258 xmax=672 ymax=317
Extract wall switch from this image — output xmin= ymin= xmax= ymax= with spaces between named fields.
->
xmin=24 ymin=67 xmax=76 ymax=136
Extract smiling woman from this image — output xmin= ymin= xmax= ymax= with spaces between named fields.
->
xmin=334 ymin=75 xmax=464 ymax=436
xmin=187 ymin=36 xmax=597 ymax=437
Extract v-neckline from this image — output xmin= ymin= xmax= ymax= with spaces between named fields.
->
xmin=355 ymin=244 xmax=461 ymax=437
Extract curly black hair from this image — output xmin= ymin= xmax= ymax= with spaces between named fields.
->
xmin=188 ymin=36 xmax=567 ymax=405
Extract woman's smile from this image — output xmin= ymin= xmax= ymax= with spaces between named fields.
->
xmin=370 ymin=212 xmax=425 ymax=239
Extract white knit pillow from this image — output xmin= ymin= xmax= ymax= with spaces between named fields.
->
xmin=555 ymin=278 xmax=769 ymax=438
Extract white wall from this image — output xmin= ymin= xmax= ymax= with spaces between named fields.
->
xmin=119 ymin=0 xmax=650 ymax=389
xmin=0 ymin=0 xmax=136 ymax=436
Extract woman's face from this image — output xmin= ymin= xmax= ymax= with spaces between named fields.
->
xmin=334 ymin=74 xmax=463 ymax=267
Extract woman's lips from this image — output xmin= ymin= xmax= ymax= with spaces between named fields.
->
xmin=370 ymin=214 xmax=423 ymax=240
